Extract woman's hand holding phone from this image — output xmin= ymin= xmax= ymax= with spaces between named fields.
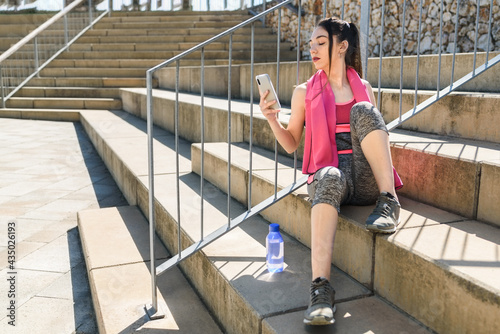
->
xmin=256 ymin=73 xmax=281 ymax=122
xmin=259 ymin=90 xmax=281 ymax=121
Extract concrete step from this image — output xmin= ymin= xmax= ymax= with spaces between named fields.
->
xmin=389 ymin=129 xmax=500 ymax=225
xmin=190 ymin=140 xmax=500 ymax=334
xmin=15 ymin=87 xmax=121 ymax=98
xmin=0 ymin=13 xmax=53 ymax=25
xmin=47 ymin=58 xmax=241 ymax=69
xmin=0 ymin=107 xmax=86 ymax=122
xmin=39 ymin=67 xmax=147 ymax=78
xmin=101 ymin=15 xmax=250 ymax=23
xmin=66 ymin=41 xmax=292 ymax=53
xmin=49 ymin=59 xmax=166 ymax=68
xmin=82 ymin=26 xmax=271 ymax=37
xmin=77 ymin=31 xmax=281 ymax=44
xmin=118 ymin=88 xmax=500 ymax=227
xmin=56 ymin=50 xmax=297 ymax=62
xmin=93 ymin=20 xmax=249 ymax=30
xmin=68 ymin=42 xmax=229 ymax=52
xmin=5 ymin=97 xmax=122 ymax=110
xmin=78 ymin=108 xmax=433 ymax=334
xmin=77 ymin=205 xmax=223 ymax=334
xmin=26 ymin=77 xmax=158 ymax=88
xmin=108 ymin=10 xmax=248 ymax=18
xmin=380 ymin=89 xmax=500 ymax=143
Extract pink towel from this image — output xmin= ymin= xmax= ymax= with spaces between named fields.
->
xmin=302 ymin=68 xmax=403 ymax=189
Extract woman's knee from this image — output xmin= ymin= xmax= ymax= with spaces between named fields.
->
xmin=350 ymin=102 xmax=387 ymax=141
xmin=307 ymin=167 xmax=347 ymax=211
xmin=350 ymin=101 xmax=380 ymax=123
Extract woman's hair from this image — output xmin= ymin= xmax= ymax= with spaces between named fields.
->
xmin=317 ymin=17 xmax=363 ymax=78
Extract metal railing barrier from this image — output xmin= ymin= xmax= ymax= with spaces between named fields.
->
xmin=145 ymin=0 xmax=300 ymax=319
xmin=144 ymin=0 xmax=499 ymax=320
xmin=0 ymin=0 xmax=109 ymax=108
xmin=384 ymin=0 xmax=499 ymax=130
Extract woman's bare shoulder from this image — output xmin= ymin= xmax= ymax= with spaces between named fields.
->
xmin=293 ymin=82 xmax=308 ymax=96
xmin=361 ymin=79 xmax=373 ymax=89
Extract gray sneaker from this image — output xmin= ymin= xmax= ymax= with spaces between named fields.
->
xmin=365 ymin=192 xmax=401 ymax=233
xmin=304 ymin=277 xmax=336 ymax=325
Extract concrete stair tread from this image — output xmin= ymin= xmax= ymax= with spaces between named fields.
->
xmin=15 ymin=87 xmax=121 ymax=98
xmin=77 ymin=206 xmax=223 ymax=334
xmin=6 ymin=96 xmax=122 ymax=110
xmin=26 ymin=77 xmax=156 ymax=88
xmin=390 ymin=128 xmax=500 ymax=164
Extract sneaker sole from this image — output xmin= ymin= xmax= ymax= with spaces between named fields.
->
xmin=303 ymin=305 xmax=336 ymax=326
xmin=365 ymin=224 xmax=397 ymax=233
xmin=366 ymin=218 xmax=400 ymax=234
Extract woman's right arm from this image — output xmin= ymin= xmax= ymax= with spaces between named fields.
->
xmin=259 ymin=83 xmax=306 ymax=154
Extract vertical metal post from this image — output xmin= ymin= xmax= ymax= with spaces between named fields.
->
xmin=64 ymin=13 xmax=69 ymax=46
xmin=294 ymin=0 xmax=301 ymax=183
xmin=398 ymin=0 xmax=407 ymax=122
xmin=472 ymin=0 xmax=480 ymax=75
xmin=249 ymin=23 xmax=255 ymax=210
xmin=175 ymin=60 xmax=181 ymax=258
xmin=89 ymin=0 xmax=94 ymax=30
xmin=274 ymin=7 xmax=281 ymax=197
xmin=486 ymin=0 xmax=493 ymax=65
xmin=377 ymin=0 xmax=385 ymax=112
xmin=34 ymin=37 xmax=40 ymax=77
xmin=262 ymin=0 xmax=266 ymax=27
xmin=0 ymin=65 xmax=4 ymax=108
xmin=413 ymin=0 xmax=423 ymax=111
xmin=200 ymin=47 xmax=205 ymax=239
xmin=323 ymin=0 xmax=327 ymax=18
xmin=227 ymin=34 xmax=233 ymax=226
xmin=360 ymin=0 xmax=371 ymax=79
xmin=145 ymin=69 xmax=164 ymax=320
xmin=450 ymin=0 xmax=460 ymax=89
xmin=341 ymin=0 xmax=345 ymax=20
xmin=146 ymin=70 xmax=156 ymax=311
xmin=437 ymin=0 xmax=444 ymax=97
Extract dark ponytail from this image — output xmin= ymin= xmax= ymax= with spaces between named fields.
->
xmin=317 ymin=17 xmax=363 ymax=78
xmin=345 ymin=22 xmax=362 ymax=78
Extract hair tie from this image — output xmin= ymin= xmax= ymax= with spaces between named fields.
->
xmin=345 ymin=22 xmax=350 ymax=29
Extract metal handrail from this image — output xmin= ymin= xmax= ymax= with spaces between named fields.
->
xmin=0 ymin=0 xmax=83 ymax=63
xmin=147 ymin=1 xmax=292 ymax=74
xmin=0 ymin=0 xmax=109 ymax=108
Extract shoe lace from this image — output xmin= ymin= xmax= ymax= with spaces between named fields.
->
xmin=310 ymin=283 xmax=332 ymax=306
xmin=372 ymin=198 xmax=392 ymax=218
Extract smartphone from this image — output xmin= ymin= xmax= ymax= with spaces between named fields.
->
xmin=255 ymin=74 xmax=281 ymax=110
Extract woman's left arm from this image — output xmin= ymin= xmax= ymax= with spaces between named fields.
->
xmin=362 ymin=79 xmax=377 ymax=107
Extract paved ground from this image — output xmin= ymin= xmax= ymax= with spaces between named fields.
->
xmin=0 ymin=118 xmax=128 ymax=333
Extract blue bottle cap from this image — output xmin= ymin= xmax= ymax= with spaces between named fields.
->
xmin=269 ymin=223 xmax=280 ymax=232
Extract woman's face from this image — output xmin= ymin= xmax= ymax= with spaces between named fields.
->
xmin=309 ymin=26 xmax=330 ymax=71
xmin=309 ymin=26 xmax=345 ymax=72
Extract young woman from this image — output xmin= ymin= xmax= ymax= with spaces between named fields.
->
xmin=259 ymin=17 xmax=402 ymax=326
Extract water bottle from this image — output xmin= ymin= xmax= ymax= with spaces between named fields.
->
xmin=266 ymin=223 xmax=284 ymax=273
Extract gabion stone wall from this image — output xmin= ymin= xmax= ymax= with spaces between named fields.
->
xmin=265 ymin=0 xmax=499 ymax=58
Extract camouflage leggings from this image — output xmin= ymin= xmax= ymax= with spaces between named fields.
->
xmin=306 ymin=101 xmax=388 ymax=212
